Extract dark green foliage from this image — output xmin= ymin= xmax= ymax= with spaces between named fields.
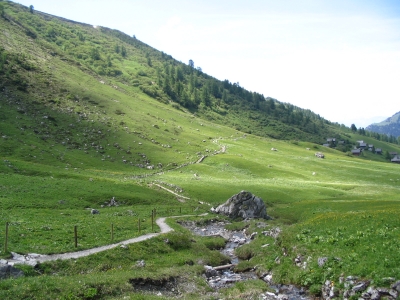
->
xmin=90 ymin=47 xmax=101 ymax=60
xmin=201 ymin=236 xmax=226 ymax=250
xmin=0 ymin=3 xmax=4 ymax=17
xmin=121 ymin=45 xmax=127 ymax=57
xmin=164 ymin=232 xmax=192 ymax=250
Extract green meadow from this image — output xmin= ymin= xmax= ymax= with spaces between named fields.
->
xmin=0 ymin=2 xmax=399 ymax=298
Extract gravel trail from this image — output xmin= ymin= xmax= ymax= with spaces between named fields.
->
xmin=7 ymin=215 xmax=206 ymax=265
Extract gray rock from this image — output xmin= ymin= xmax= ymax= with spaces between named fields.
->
xmin=250 ymin=232 xmax=257 ymax=239
xmin=0 ymin=264 xmax=24 ymax=279
xmin=91 ymin=209 xmax=100 ymax=214
xmin=361 ymin=291 xmax=371 ymax=299
xmin=352 ymin=281 xmax=369 ymax=293
xmin=318 ymin=257 xmax=328 ymax=267
xmin=389 ymin=289 xmax=398 ymax=299
xmin=213 ymin=191 xmax=269 ymax=219
xmin=369 ymin=289 xmax=380 ymax=300
xmin=329 ymin=286 xmax=338 ymax=298
xmin=263 ymin=274 xmax=273 ymax=284
xmin=377 ymin=287 xmax=389 ymax=295
xmin=204 ymin=265 xmax=218 ymax=278
xmin=135 ymin=260 xmax=146 ymax=268
xmin=391 ymin=280 xmax=400 ymax=292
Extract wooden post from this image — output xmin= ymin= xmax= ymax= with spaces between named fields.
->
xmin=151 ymin=210 xmax=154 ymax=232
xmin=74 ymin=225 xmax=78 ymax=248
xmin=111 ymin=223 xmax=114 ymax=241
xmin=4 ymin=222 xmax=9 ymax=253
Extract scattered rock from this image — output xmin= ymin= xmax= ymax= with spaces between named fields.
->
xmin=294 ymin=255 xmax=302 ymax=267
xmin=204 ymin=266 xmax=218 ymax=278
xmin=351 ymin=281 xmax=369 ymax=293
xmin=318 ymin=257 xmax=328 ymax=267
xmin=389 ymin=280 xmax=400 ymax=293
xmin=135 ymin=260 xmax=146 ymax=268
xmin=0 ymin=264 xmax=24 ymax=279
xmin=91 ymin=209 xmax=100 ymax=214
xmin=262 ymin=227 xmax=281 ymax=239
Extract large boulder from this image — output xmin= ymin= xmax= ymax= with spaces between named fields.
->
xmin=213 ymin=191 xmax=268 ymax=219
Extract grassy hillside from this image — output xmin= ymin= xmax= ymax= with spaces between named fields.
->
xmin=0 ymin=2 xmax=399 ymax=299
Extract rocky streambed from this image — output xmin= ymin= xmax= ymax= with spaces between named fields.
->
xmin=180 ymin=220 xmax=310 ymax=300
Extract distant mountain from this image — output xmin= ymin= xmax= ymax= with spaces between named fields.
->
xmin=366 ymin=112 xmax=400 ymax=137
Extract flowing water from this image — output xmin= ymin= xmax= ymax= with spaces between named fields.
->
xmin=181 ymin=220 xmax=310 ymax=300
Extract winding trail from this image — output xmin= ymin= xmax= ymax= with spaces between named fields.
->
xmin=8 ymin=214 xmax=207 ymax=265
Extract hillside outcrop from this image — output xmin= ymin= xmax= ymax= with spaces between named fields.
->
xmin=212 ymin=191 xmax=269 ymax=219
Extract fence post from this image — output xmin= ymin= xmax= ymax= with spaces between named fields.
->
xmin=4 ymin=222 xmax=9 ymax=253
xmin=151 ymin=210 xmax=154 ymax=232
xmin=111 ymin=223 xmax=114 ymax=241
xmin=74 ymin=225 xmax=78 ymax=248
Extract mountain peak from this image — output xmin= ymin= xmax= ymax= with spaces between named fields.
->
xmin=366 ymin=111 xmax=400 ymax=137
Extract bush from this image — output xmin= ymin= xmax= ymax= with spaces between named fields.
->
xmin=234 ymin=260 xmax=254 ymax=272
xmin=235 ymin=244 xmax=254 ymax=260
xmin=202 ymin=236 xmax=226 ymax=250
xmin=165 ymin=232 xmax=191 ymax=250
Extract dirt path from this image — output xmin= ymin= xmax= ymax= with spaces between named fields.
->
xmin=152 ymin=183 xmax=190 ymax=201
xmin=7 ymin=214 xmax=206 ymax=265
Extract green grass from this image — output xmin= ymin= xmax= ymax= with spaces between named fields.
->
xmin=1 ymin=2 xmax=400 ymax=298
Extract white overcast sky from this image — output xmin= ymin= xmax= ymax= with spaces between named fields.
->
xmin=12 ymin=0 xmax=400 ymax=127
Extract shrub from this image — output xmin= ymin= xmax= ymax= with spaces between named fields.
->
xmin=235 ymin=244 xmax=254 ymax=260
xmin=201 ymin=236 xmax=226 ymax=250
xmin=165 ymin=232 xmax=191 ymax=251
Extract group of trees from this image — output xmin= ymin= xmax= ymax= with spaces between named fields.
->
xmin=4 ymin=0 xmax=398 ymax=146
xmin=351 ymin=123 xmax=400 ymax=144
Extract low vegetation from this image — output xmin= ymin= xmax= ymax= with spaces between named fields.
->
xmin=0 ymin=2 xmax=399 ymax=299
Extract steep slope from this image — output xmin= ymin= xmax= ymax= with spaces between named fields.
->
xmin=0 ymin=1 xmax=350 ymax=151
xmin=366 ymin=111 xmax=400 ymax=138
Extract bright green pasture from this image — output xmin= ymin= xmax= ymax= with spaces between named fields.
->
xmin=157 ymin=134 xmax=400 ymax=206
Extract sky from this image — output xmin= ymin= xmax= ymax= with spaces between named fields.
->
xmin=12 ymin=0 xmax=400 ymax=127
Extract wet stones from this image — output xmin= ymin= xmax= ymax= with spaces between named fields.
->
xmin=204 ymin=265 xmax=218 ymax=278
xmin=322 ymin=277 xmax=399 ymax=300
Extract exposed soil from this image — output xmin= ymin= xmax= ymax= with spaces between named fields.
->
xmin=129 ymin=276 xmax=180 ymax=297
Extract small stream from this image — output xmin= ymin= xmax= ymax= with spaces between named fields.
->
xmin=181 ymin=220 xmax=310 ymax=300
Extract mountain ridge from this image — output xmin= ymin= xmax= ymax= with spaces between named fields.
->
xmin=366 ymin=111 xmax=400 ymax=138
